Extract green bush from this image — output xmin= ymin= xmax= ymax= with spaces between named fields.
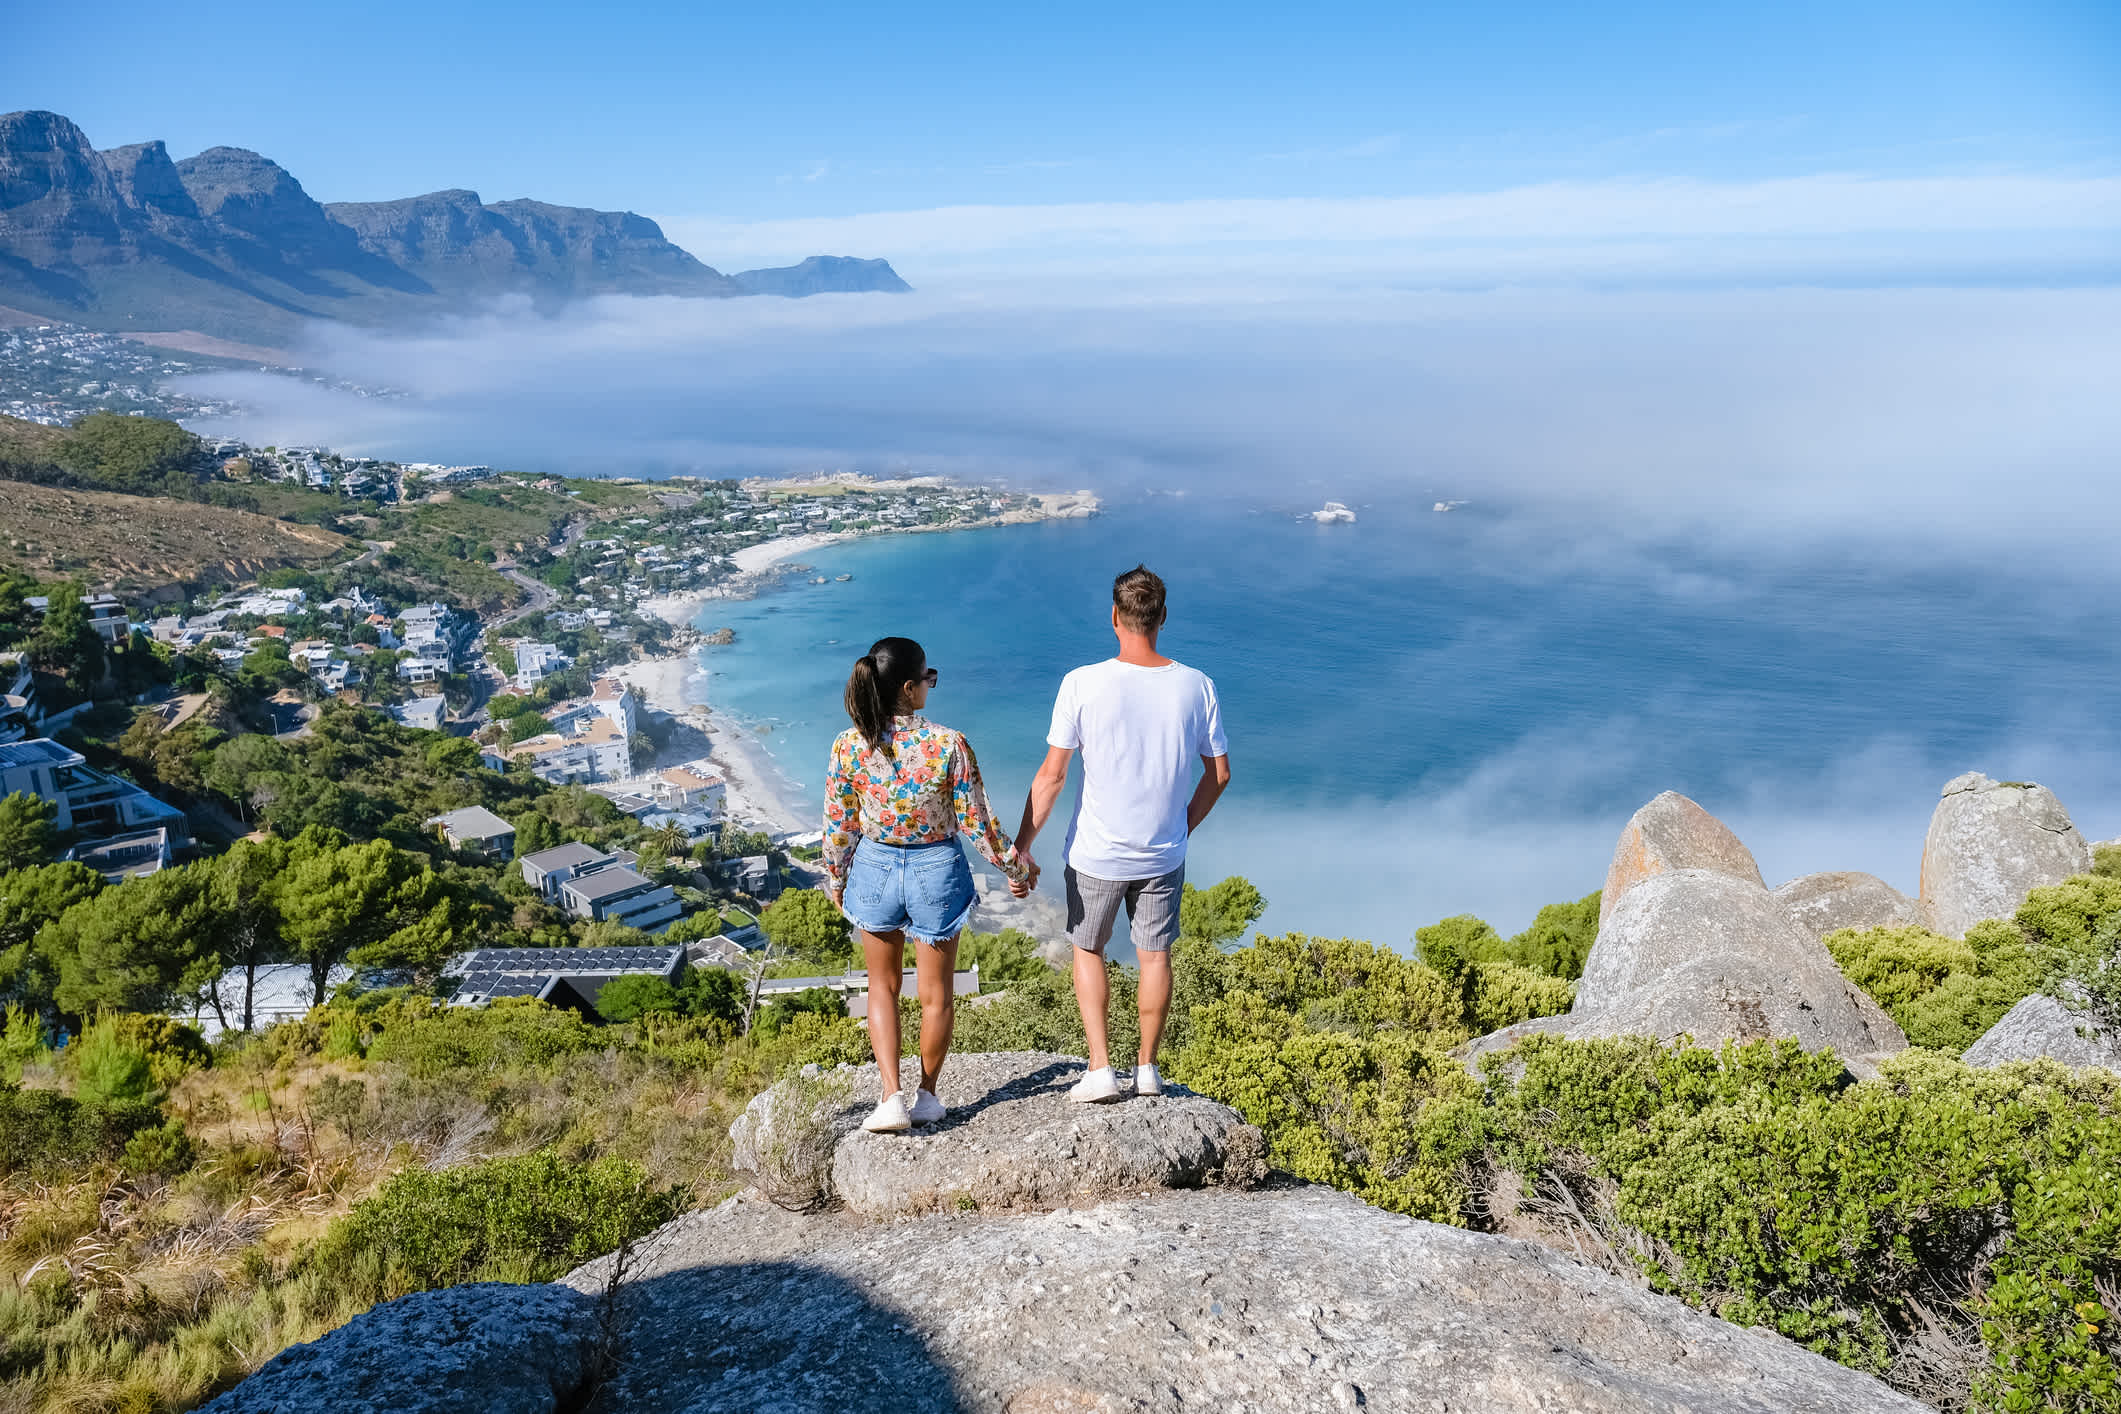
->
xmin=596 ymin=974 xmax=681 ymax=1022
xmin=1414 ymin=892 xmax=1601 ymax=981
xmin=120 ymin=1119 xmax=197 ymax=1178
xmin=315 ymin=1150 xmax=684 ymax=1296
xmin=1175 ymin=989 xmax=1483 ymax=1217
xmin=1824 ymin=923 xmax=2036 ymax=1052
xmin=363 ymin=997 xmax=610 ymax=1076
xmin=1469 ymin=1037 xmax=2121 ymax=1406
xmin=0 ymin=1089 xmax=165 ymax=1176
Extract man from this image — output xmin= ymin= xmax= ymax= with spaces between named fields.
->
xmin=1016 ymin=565 xmax=1231 ymax=1102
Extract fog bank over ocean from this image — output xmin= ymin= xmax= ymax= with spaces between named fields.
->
xmin=182 ymin=282 xmax=2121 ymax=562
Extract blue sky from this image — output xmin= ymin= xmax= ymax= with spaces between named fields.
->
xmin=9 ymin=0 xmax=2117 ymax=252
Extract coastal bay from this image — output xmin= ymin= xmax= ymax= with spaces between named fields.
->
xmin=635 ymin=493 xmax=2121 ymax=950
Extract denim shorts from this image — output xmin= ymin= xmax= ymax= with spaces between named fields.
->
xmin=841 ymin=837 xmax=978 ymax=946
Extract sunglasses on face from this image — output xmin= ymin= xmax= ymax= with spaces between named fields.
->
xmin=920 ymin=667 xmax=940 ymax=686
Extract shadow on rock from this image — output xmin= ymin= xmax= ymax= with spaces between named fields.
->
xmin=585 ymin=1262 xmax=965 ymax=1414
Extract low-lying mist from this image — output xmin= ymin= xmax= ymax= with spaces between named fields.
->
xmin=181 ymin=282 xmax=2121 ymax=564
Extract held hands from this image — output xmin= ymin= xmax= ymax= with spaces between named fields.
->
xmin=1009 ymin=851 xmax=1040 ymax=898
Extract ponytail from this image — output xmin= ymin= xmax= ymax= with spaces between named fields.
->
xmin=844 ymin=636 xmax=925 ymax=754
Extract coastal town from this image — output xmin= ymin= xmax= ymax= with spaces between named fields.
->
xmin=0 ymin=390 xmax=1097 ymax=1024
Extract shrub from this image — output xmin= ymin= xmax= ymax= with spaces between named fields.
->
xmin=0 ymin=1003 xmax=49 ymax=1083
xmin=1174 ymin=989 xmax=1483 ymax=1218
xmin=120 ymin=1119 xmax=197 ymax=1178
xmin=0 ymin=1089 xmax=164 ymax=1176
xmin=1824 ymin=923 xmax=2037 ymax=1052
xmin=597 ymin=974 xmax=681 ymax=1022
xmin=315 ymin=1149 xmax=685 ymax=1296
xmin=363 ymin=997 xmax=610 ymax=1076
xmin=1469 ymin=1036 xmax=2120 ymax=1404
xmin=753 ymin=987 xmax=847 ymax=1038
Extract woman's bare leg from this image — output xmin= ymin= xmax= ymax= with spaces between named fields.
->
xmin=863 ymin=928 xmax=908 ymax=1099
xmin=916 ymin=935 xmax=959 ymax=1094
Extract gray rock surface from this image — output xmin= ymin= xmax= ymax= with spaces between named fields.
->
xmin=1774 ymin=870 xmax=1926 ymax=942
xmin=1601 ymin=790 xmax=1765 ymax=924
xmin=199 ymin=1282 xmax=602 ymax=1414
xmin=1962 ymin=992 xmax=2121 ymax=1072
xmin=561 ymin=1185 xmax=1930 ymax=1413
xmin=1470 ymin=869 xmax=1907 ymax=1075
xmin=1919 ymin=773 xmax=2093 ymax=938
xmin=733 ymin=1052 xmax=1264 ymax=1217
xmin=828 ymin=1051 xmax=1264 ymax=1218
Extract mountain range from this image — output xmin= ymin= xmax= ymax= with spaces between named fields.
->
xmin=0 ymin=111 xmax=909 ymax=348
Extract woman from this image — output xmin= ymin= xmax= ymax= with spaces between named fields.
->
xmin=822 ymin=636 xmax=1036 ymax=1133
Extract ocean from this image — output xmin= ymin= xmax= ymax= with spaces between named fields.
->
xmin=682 ymin=493 xmax=2121 ymax=950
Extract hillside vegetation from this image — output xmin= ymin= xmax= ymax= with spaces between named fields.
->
xmin=0 ymin=479 xmax=349 ymax=592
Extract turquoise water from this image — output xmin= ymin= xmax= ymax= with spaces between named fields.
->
xmin=690 ymin=494 xmax=2121 ymax=947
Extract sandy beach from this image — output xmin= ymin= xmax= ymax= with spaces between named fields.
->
xmin=635 ymin=531 xmax=856 ymax=628
xmin=609 ymin=654 xmax=811 ymax=835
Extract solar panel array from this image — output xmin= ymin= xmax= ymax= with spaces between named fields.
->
xmin=443 ymin=945 xmax=683 ymax=1006
xmin=446 ymin=946 xmax=680 ymax=975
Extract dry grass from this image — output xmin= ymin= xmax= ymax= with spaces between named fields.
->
xmin=0 ymin=481 xmax=350 ymax=593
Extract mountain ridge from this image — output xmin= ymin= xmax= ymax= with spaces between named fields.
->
xmin=0 ymin=110 xmax=909 ymax=346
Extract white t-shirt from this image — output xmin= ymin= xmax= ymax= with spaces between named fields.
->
xmin=1047 ymin=658 xmax=1228 ymax=880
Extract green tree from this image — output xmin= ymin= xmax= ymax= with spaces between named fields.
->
xmin=0 ymin=569 xmax=39 ymax=649
xmin=1179 ymin=876 xmax=1267 ymax=947
xmin=662 ymin=910 xmax=724 ymax=943
xmin=760 ymin=888 xmax=852 ymax=966
xmin=674 ymin=964 xmax=745 ymax=1027
xmin=512 ymin=810 xmax=561 ymax=858
xmin=275 ymin=837 xmax=454 ymax=1003
xmin=1503 ymin=890 xmax=1601 ymax=979
xmin=39 ymin=865 xmax=224 ymax=1018
xmin=28 ymin=583 xmax=103 ymax=688
xmin=0 ymin=862 xmax=102 ymax=1009
xmin=0 ymin=794 xmax=59 ymax=873
xmin=204 ymin=732 xmax=292 ymax=824
xmin=200 ymin=835 xmax=297 ymax=1032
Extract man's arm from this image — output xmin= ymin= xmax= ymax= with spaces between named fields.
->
xmin=1015 ymin=744 xmax=1075 ymax=860
xmin=1186 ymin=753 xmax=1231 ymax=833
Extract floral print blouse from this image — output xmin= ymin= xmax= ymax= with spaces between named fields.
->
xmin=822 ymin=714 xmax=1030 ymax=894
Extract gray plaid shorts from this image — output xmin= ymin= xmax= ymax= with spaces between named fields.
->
xmin=1064 ymin=864 xmax=1185 ymax=954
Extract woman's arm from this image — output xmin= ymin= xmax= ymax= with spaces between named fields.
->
xmin=949 ymin=733 xmax=1033 ymax=888
xmin=821 ymin=735 xmax=862 ymax=900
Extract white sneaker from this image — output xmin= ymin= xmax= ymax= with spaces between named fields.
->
xmin=909 ymin=1089 xmax=947 ymax=1125
xmin=1068 ymin=1066 xmax=1124 ymax=1103
xmin=1133 ymin=1063 xmax=1163 ymax=1097
xmin=862 ymin=1093 xmax=912 ymax=1132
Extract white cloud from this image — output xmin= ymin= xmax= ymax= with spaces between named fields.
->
xmin=665 ymin=172 xmax=2121 ymax=272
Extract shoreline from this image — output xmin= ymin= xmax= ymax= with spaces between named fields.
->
xmin=636 ymin=504 xmax=1099 ymax=630
xmin=608 ymin=653 xmax=811 ymax=837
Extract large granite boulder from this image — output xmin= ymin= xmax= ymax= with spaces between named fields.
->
xmin=1774 ymin=870 xmax=1925 ymax=942
xmin=735 ymin=1051 xmax=1264 ymax=1218
xmin=559 ymin=1185 xmax=1930 ymax=1413
xmin=1919 ymin=773 xmax=2093 ymax=938
xmin=1601 ymin=790 xmax=1764 ymax=925
xmin=1470 ymin=869 xmax=1907 ymax=1076
xmin=199 ymin=1283 xmax=602 ymax=1414
xmin=829 ymin=1050 xmax=1264 ymax=1218
xmin=1962 ymin=992 xmax=2121 ymax=1073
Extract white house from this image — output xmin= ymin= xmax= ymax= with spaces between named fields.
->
xmin=0 ymin=738 xmax=188 ymax=839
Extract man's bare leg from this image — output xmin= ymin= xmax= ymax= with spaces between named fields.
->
xmin=1072 ymin=944 xmax=1111 ymax=1071
xmin=1137 ymin=949 xmax=1172 ymax=1066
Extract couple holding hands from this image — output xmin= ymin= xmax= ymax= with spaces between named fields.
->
xmin=820 ymin=566 xmax=1232 ymax=1133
